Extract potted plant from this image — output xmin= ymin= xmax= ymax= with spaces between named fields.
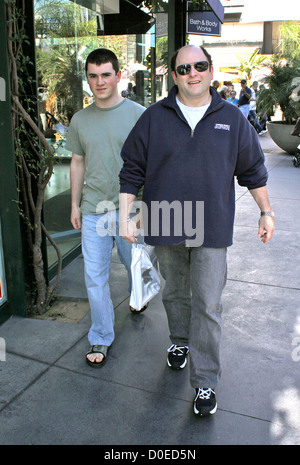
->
xmin=257 ymin=20 xmax=300 ymax=154
xmin=257 ymin=57 xmax=300 ymax=154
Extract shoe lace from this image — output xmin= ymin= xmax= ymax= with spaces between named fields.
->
xmin=195 ymin=388 xmax=215 ymax=400
xmin=167 ymin=344 xmax=189 ymax=355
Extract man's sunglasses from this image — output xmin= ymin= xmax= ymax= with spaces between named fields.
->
xmin=176 ymin=61 xmax=209 ymax=76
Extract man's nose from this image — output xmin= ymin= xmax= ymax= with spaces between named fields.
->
xmin=190 ymin=64 xmax=199 ymax=75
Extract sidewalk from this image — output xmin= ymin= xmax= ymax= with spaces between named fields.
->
xmin=0 ymin=132 xmax=299 ymax=445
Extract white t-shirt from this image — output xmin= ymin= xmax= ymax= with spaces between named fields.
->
xmin=249 ymin=88 xmax=257 ymax=111
xmin=176 ymin=97 xmax=210 ymax=130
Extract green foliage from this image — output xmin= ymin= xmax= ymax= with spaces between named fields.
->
xmin=156 ymin=36 xmax=168 ymax=66
xmin=35 ymin=1 xmax=126 ymax=121
xmin=35 ymin=0 xmax=96 ymax=38
xmin=277 ymin=22 xmax=300 ymax=60
xmin=257 ymin=57 xmax=300 ymax=125
xmin=229 ymin=48 xmax=270 ymax=81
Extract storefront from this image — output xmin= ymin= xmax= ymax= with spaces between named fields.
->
xmin=35 ymin=0 xmax=158 ymax=277
xmin=0 ymin=0 xmax=170 ymax=323
xmin=0 ymin=221 xmax=7 ymax=308
xmin=0 ymin=1 xmax=28 ymax=323
xmin=0 ymin=0 xmax=224 ymax=323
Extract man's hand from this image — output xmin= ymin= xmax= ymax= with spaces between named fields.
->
xmin=120 ymin=218 xmax=139 ymax=243
xmin=249 ymin=186 xmax=275 ymax=243
xmin=71 ymin=205 xmax=82 ymax=230
xmin=119 ymin=192 xmax=138 ymax=243
xmin=257 ymin=216 xmax=274 ymax=243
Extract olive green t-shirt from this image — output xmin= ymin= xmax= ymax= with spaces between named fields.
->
xmin=65 ymin=98 xmax=145 ymax=214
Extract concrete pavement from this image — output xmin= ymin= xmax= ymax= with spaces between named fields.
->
xmin=0 ymin=132 xmax=299 ymax=446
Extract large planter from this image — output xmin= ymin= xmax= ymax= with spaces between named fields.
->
xmin=267 ymin=121 xmax=299 ymax=154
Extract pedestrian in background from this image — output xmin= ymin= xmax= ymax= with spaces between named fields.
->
xmin=238 ymin=79 xmax=251 ymax=118
xmin=249 ymin=81 xmax=267 ymax=135
xmin=227 ymin=89 xmax=238 ymax=105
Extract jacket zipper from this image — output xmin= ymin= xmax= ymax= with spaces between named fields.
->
xmin=173 ymin=108 xmax=196 ymax=138
xmin=168 ymin=95 xmax=224 ymax=139
xmin=189 ymin=106 xmax=222 ymax=138
xmin=188 ymin=106 xmax=222 ymax=138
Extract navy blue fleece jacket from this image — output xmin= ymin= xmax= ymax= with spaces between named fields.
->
xmin=119 ymin=86 xmax=268 ymax=247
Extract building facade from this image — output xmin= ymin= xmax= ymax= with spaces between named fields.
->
xmin=188 ymin=0 xmax=299 ymax=86
xmin=0 ymin=0 xmax=298 ymax=323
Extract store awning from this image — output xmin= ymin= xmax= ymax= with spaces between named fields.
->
xmin=206 ymin=0 xmax=224 ymax=23
xmin=70 ymin=0 xmax=153 ymax=35
xmin=102 ymin=0 xmax=154 ymax=35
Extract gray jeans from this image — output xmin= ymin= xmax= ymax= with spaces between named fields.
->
xmin=155 ymin=245 xmax=227 ymax=388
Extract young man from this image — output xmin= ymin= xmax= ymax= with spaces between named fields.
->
xmin=65 ymin=49 xmax=145 ymax=367
xmin=238 ymin=79 xmax=252 ymax=118
xmin=249 ymin=81 xmax=267 ymax=135
xmin=119 ymin=45 xmax=274 ymax=416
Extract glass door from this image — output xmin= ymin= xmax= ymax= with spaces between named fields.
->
xmin=0 ymin=219 xmax=7 ymax=307
xmin=34 ymin=0 xmax=104 ymax=268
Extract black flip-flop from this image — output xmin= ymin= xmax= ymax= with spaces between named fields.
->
xmin=130 ymin=303 xmax=148 ymax=314
xmin=86 ymin=345 xmax=108 ymax=368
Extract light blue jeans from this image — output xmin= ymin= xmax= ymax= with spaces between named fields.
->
xmin=82 ymin=211 xmax=132 ymax=347
xmin=239 ymin=104 xmax=250 ymax=119
xmin=155 ymin=245 xmax=227 ymax=389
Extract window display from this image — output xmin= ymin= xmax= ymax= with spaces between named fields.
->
xmin=0 ymin=220 xmax=7 ymax=306
xmin=35 ymin=0 xmax=156 ymax=269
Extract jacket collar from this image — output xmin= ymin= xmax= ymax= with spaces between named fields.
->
xmin=162 ymin=85 xmax=225 ymax=114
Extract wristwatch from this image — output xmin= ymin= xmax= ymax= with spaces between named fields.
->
xmin=260 ymin=210 xmax=274 ymax=217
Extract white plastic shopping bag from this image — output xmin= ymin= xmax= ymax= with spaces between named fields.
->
xmin=129 ymin=243 xmax=161 ymax=311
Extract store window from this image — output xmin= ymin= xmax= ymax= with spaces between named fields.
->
xmin=154 ymin=1 xmax=169 ymax=102
xmin=0 ymin=219 xmax=7 ymax=307
xmin=35 ymin=0 xmax=102 ymax=268
xmin=34 ymin=0 xmax=158 ymax=271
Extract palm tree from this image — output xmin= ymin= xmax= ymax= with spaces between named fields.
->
xmin=35 ymin=0 xmax=97 ymax=121
xmin=229 ymin=48 xmax=270 ymax=81
xmin=37 ymin=46 xmax=84 ymax=119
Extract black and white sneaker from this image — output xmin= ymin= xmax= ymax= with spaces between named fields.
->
xmin=167 ymin=344 xmax=189 ymax=370
xmin=194 ymin=388 xmax=217 ymax=416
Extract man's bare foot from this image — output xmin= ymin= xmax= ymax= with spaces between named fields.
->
xmin=86 ymin=352 xmax=104 ymax=364
xmin=86 ymin=345 xmax=107 ymax=367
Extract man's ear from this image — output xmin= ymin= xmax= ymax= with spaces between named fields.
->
xmin=172 ymin=70 xmax=177 ymax=86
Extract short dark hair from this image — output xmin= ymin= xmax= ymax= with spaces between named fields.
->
xmin=240 ymin=79 xmax=247 ymax=85
xmin=170 ymin=45 xmax=213 ymax=73
xmin=85 ymin=48 xmax=120 ymax=74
